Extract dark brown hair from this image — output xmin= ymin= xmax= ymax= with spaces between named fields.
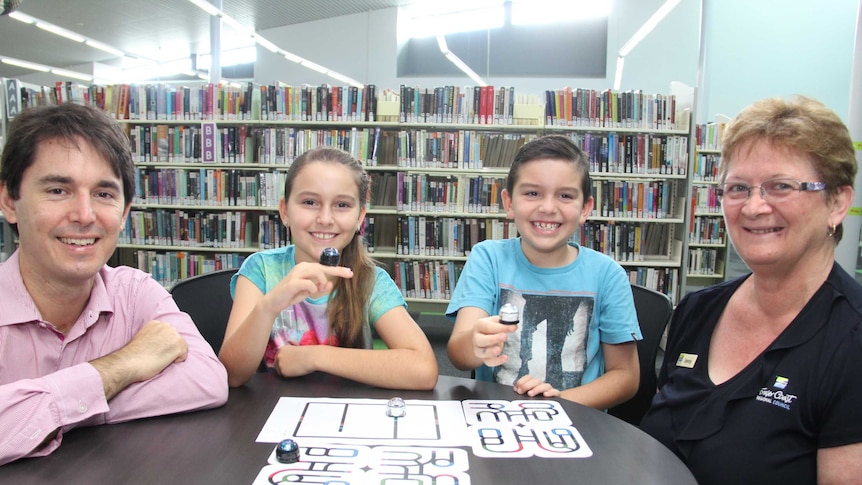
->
xmin=506 ymin=134 xmax=592 ymax=201
xmin=0 ymin=103 xmax=134 ymax=204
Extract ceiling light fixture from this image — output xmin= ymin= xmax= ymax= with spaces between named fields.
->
xmin=613 ymin=0 xmax=681 ymax=90
xmin=436 ymin=34 xmax=487 ymax=86
xmin=0 ymin=55 xmax=93 ymax=81
xmin=6 ymin=10 xmax=34 ymax=23
xmin=5 ymin=10 xmax=159 ymax=66
xmin=50 ymin=67 xmax=95 ymax=81
xmin=35 ymin=21 xmax=85 ymax=42
xmin=185 ymin=0 xmax=364 ymax=88
xmin=85 ymin=40 xmax=125 ymax=57
xmin=1 ymin=56 xmax=50 ymax=72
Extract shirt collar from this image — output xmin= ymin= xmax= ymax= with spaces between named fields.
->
xmin=0 ymin=250 xmax=115 ymax=330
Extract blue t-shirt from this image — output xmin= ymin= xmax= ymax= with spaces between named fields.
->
xmin=231 ymin=245 xmax=406 ymax=367
xmin=446 ymin=238 xmax=640 ymax=389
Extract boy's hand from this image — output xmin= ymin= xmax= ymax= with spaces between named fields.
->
xmin=513 ymin=374 xmax=561 ymax=398
xmin=472 ymin=316 xmax=517 ymax=367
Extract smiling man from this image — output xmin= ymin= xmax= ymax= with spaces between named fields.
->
xmin=0 ymin=103 xmax=228 ymax=466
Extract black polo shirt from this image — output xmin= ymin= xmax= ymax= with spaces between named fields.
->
xmin=641 ymin=265 xmax=862 ymax=485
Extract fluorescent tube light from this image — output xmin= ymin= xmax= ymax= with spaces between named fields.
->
xmin=7 ymin=11 xmax=34 ymax=23
xmin=1 ymin=57 xmax=50 ymax=72
xmin=86 ymin=40 xmax=125 ymax=57
xmin=300 ymin=60 xmax=328 ymax=74
xmin=618 ymin=0 xmax=681 ymax=57
xmin=51 ymin=67 xmax=94 ymax=81
xmin=615 ymin=0 xmax=680 ymax=90
xmin=36 ymin=22 xmax=85 ymax=42
xmin=437 ymin=34 xmax=487 ymax=86
xmin=613 ymin=56 xmax=625 ymax=91
xmin=187 ymin=0 xmax=221 ymax=16
xmin=252 ymin=35 xmax=280 ymax=53
xmin=327 ymin=71 xmax=364 ymax=88
xmin=283 ymin=52 xmax=303 ymax=63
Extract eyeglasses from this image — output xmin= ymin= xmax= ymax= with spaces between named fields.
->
xmin=715 ymin=178 xmax=827 ymax=204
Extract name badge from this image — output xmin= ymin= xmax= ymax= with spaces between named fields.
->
xmin=676 ymin=353 xmax=698 ymax=368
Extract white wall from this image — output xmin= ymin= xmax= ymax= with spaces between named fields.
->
xmin=255 ymin=0 xmax=858 ymax=125
xmin=255 ymin=0 xmax=702 ymax=98
xmin=701 ymin=0 xmax=857 ymax=122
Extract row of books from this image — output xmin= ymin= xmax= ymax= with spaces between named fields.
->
xmin=692 ymin=152 xmax=720 ymax=181
xmin=689 ymin=216 xmax=726 ymax=245
xmin=592 ymin=180 xmax=675 ymax=220
xmin=133 ymin=167 xmax=503 ymax=215
xmin=12 ymin=80 xmax=687 ymax=131
xmin=130 ymin=124 xmax=384 ymax=166
xmin=398 ymin=85 xmax=519 ymax=126
xmin=392 ymin=260 xmax=464 ymax=301
xmin=131 ymin=165 xmax=679 ymax=223
xmin=695 ymin=121 xmax=727 ymax=151
xmin=134 ymin=168 xmax=273 ymax=207
xmin=388 ymin=216 xmax=516 ymax=258
xmin=544 ymin=88 xmax=682 ymax=131
xmin=688 ymin=248 xmax=724 ymax=277
xmin=120 ymin=209 xmax=284 ymax=249
xmin=138 ymin=124 xmax=689 ymax=178
xmin=573 ymin=221 xmax=672 ymax=262
xmin=571 ymin=132 xmax=688 ymax=176
xmin=111 ymin=83 xmax=380 ymax=123
xmin=690 ymin=185 xmax=722 ymax=214
xmin=129 ymin=250 xmax=246 ymax=289
xmin=393 ymin=129 xmax=532 ymax=169
xmin=626 ymin=267 xmax=679 ymax=305
xmin=395 ymin=173 xmax=506 ymax=215
xmin=126 ymin=122 xmax=688 ymax=176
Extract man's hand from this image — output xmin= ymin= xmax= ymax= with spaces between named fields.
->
xmin=90 ymin=320 xmax=188 ymax=401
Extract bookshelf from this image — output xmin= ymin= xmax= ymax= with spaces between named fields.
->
xmin=1 ymin=79 xmax=17 ymax=262
xmin=3 ymin=80 xmax=693 ymax=304
xmin=687 ymin=118 xmax=730 ymax=284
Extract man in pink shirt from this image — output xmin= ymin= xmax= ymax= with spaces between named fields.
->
xmin=0 ymin=103 xmax=228 ymax=466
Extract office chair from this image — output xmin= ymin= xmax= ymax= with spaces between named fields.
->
xmin=608 ymin=284 xmax=673 ymax=426
xmin=169 ymin=268 xmax=237 ymax=355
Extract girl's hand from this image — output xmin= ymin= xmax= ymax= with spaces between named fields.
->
xmin=513 ymin=375 xmax=561 ymax=398
xmin=274 ymin=344 xmax=315 ymax=377
xmin=264 ymin=262 xmax=353 ymax=315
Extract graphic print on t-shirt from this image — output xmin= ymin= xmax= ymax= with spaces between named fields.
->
xmin=496 ymin=289 xmax=593 ymax=389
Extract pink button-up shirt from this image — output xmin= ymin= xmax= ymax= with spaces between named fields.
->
xmin=0 ymin=252 xmax=228 ymax=465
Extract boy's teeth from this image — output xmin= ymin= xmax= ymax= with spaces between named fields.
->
xmin=533 ymin=222 xmax=559 ymax=230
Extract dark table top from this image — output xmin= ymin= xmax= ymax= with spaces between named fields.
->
xmin=0 ymin=372 xmax=696 ymax=484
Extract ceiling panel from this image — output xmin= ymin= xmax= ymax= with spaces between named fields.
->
xmin=0 ymin=0 xmax=417 ymax=81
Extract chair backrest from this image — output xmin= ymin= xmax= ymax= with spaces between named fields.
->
xmin=169 ymin=268 xmax=237 ymax=355
xmin=608 ymin=284 xmax=673 ymax=426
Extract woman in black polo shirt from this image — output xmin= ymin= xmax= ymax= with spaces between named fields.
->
xmin=641 ymin=96 xmax=862 ymax=484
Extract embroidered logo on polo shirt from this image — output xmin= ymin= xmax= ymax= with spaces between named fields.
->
xmin=676 ymin=353 xmax=698 ymax=368
xmin=755 ymin=378 xmax=798 ymax=411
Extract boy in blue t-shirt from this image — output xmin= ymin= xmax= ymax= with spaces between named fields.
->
xmin=446 ymin=135 xmax=642 ymax=410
